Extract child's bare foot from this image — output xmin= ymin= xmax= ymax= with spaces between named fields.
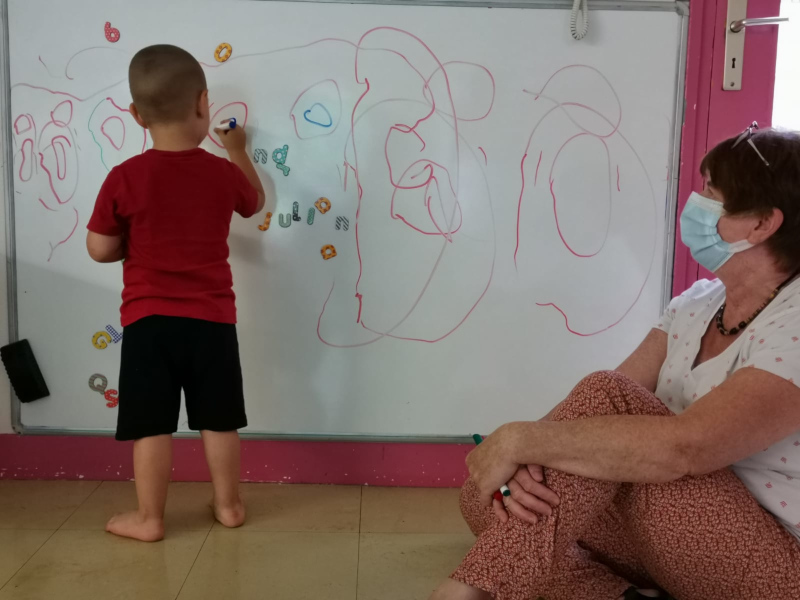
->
xmin=212 ymin=498 xmax=246 ymax=528
xmin=105 ymin=511 xmax=165 ymax=542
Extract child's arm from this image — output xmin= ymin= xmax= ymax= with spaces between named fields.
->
xmin=87 ymin=168 xmax=125 ymax=262
xmin=215 ymin=123 xmax=269 ymax=214
xmin=87 ymin=232 xmax=125 ymax=263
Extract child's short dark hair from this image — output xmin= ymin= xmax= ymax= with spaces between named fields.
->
xmin=701 ymin=128 xmax=800 ymax=273
xmin=129 ymin=44 xmax=207 ymax=124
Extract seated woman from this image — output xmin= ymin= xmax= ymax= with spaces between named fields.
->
xmin=432 ymin=127 xmax=800 ymax=600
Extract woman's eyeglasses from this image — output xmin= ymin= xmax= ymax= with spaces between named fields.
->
xmin=732 ymin=121 xmax=770 ymax=167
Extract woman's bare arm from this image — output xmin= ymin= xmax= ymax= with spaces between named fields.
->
xmin=615 ymin=328 xmax=668 ymax=393
xmin=468 ymin=368 xmax=800 ymax=505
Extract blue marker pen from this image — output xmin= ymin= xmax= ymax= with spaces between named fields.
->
xmin=216 ymin=117 xmax=237 ymax=131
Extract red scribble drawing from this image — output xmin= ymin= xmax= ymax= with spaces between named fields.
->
xmin=8 ymin=40 xmax=149 ymax=263
xmin=101 ymin=116 xmax=125 ymax=150
xmin=207 ymin=102 xmax=248 ymax=148
xmin=514 ymin=65 xmax=657 ymax=336
xmin=312 ymin=27 xmax=496 ymax=347
xmin=88 ymin=96 xmax=148 ymax=171
xmin=18 ymin=138 xmax=33 ymax=182
xmin=50 ymin=100 xmax=73 ymax=127
xmin=534 ymin=151 xmax=543 ymax=184
xmin=47 ymin=207 xmax=79 ymax=262
xmin=51 ymin=136 xmax=71 ymax=180
xmin=548 ymin=133 xmax=612 ymax=259
xmin=14 ymin=114 xmax=33 ymax=135
xmin=12 ymin=87 xmax=81 ymax=262
xmin=14 ymin=32 xmax=497 ymax=319
xmin=38 ymin=134 xmax=77 ymax=204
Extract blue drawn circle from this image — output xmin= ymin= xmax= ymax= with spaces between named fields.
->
xmin=303 ymin=103 xmax=333 ymax=128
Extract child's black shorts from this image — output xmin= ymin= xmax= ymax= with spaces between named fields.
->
xmin=116 ymin=316 xmax=247 ymax=441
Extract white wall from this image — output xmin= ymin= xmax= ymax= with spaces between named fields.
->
xmin=773 ymin=1 xmax=800 ymax=130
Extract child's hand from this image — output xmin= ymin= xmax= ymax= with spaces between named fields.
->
xmin=214 ymin=120 xmax=247 ymax=154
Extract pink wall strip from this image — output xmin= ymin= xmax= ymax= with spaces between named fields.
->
xmin=0 ymin=434 xmax=471 ymax=486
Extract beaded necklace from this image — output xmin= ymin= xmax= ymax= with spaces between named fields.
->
xmin=715 ymin=270 xmax=800 ymax=336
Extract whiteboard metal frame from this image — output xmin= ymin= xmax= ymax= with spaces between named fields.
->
xmin=4 ymin=0 xmax=689 ymax=441
xmin=253 ymin=0 xmax=686 ymax=9
xmin=0 ymin=0 xmax=20 ymax=433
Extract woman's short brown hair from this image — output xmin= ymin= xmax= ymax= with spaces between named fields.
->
xmin=700 ymin=128 xmax=800 ymax=273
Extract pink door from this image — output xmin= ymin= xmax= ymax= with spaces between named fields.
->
xmin=674 ymin=0 xmax=785 ymax=294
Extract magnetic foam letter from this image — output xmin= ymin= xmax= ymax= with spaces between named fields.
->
xmin=253 ymin=148 xmax=269 ymax=164
xmin=92 ymin=331 xmax=112 ymax=350
xmin=315 ymin=197 xmax=331 ymax=214
xmin=258 ymin=212 xmax=273 ymax=231
xmin=321 ymin=244 xmax=337 ymax=260
xmin=272 ymin=145 xmax=288 ymax=165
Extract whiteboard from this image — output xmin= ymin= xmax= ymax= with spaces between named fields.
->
xmin=7 ymin=0 xmax=686 ymax=439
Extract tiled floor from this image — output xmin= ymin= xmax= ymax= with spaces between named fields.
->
xmin=0 ymin=481 xmax=474 ymax=600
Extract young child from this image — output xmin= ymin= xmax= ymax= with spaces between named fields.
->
xmin=86 ymin=44 xmax=268 ymax=542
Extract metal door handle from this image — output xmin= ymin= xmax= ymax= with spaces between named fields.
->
xmin=730 ymin=17 xmax=789 ymax=33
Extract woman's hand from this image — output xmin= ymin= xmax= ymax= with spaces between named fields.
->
xmin=493 ymin=465 xmax=560 ymax=524
xmin=466 ymin=423 xmax=522 ymax=506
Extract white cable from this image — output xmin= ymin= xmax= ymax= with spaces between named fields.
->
xmin=570 ymin=0 xmax=589 ymax=40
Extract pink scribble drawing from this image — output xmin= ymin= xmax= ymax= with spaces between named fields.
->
xmin=12 ymin=46 xmax=133 ymax=261
xmin=312 ymin=27 xmax=496 ymax=347
xmin=14 ymin=114 xmax=33 ymax=135
xmin=50 ymin=100 xmax=73 ymax=127
xmin=47 ymin=208 xmax=79 ymax=262
xmin=12 ymin=92 xmax=80 ymax=260
xmin=101 ymin=116 xmax=125 ymax=150
xmin=38 ymin=131 xmax=77 ymax=203
xmin=50 ymin=135 xmax=71 ymax=181
xmin=208 ymin=102 xmax=248 ymax=148
xmin=515 ymin=65 xmax=657 ymax=336
xmin=15 ymin=32 xmax=496 ymax=320
xmin=18 ymin=138 xmax=34 ymax=182
xmin=11 ymin=83 xmax=81 ymax=262
xmin=88 ymin=96 xmax=148 ymax=170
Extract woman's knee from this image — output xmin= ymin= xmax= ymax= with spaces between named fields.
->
xmin=551 ymin=370 xmax=671 ymax=422
xmin=459 ymin=477 xmax=496 ymax=536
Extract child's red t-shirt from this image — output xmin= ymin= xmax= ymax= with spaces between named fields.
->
xmin=87 ymin=148 xmax=259 ymax=327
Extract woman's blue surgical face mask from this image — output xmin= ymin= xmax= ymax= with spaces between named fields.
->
xmin=680 ymin=192 xmax=754 ymax=272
